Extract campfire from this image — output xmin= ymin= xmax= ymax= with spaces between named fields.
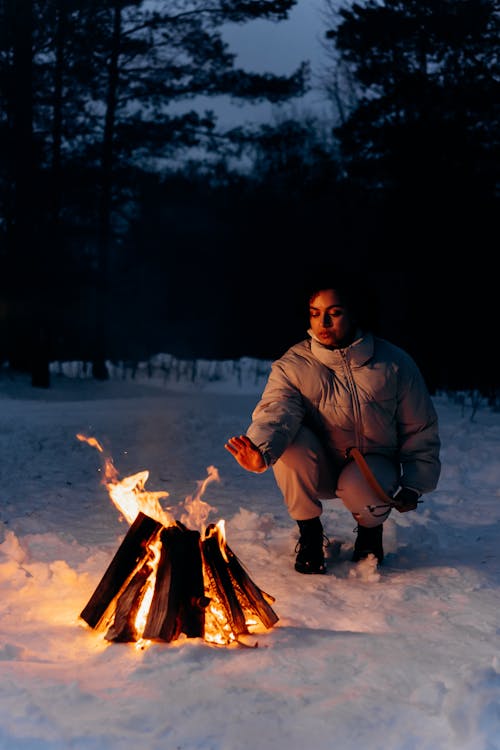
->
xmin=77 ymin=435 xmax=279 ymax=647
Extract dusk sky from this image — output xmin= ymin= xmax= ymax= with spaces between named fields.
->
xmin=198 ymin=0 xmax=333 ymax=127
xmin=225 ymin=0 xmax=325 ymax=74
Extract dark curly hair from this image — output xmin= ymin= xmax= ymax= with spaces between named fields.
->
xmin=302 ymin=270 xmax=380 ymax=333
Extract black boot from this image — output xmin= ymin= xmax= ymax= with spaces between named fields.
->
xmin=295 ymin=517 xmax=327 ymax=574
xmin=352 ymin=524 xmax=384 ymax=564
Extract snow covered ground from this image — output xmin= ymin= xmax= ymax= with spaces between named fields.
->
xmin=1 ymin=361 xmax=499 ymax=750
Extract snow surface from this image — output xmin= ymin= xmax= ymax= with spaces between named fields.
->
xmin=1 ymin=359 xmax=500 ymax=750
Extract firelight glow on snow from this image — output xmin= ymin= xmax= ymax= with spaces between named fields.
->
xmin=1 ymin=357 xmax=499 ymax=750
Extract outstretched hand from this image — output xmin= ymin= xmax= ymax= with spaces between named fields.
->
xmin=224 ymin=435 xmax=267 ymax=473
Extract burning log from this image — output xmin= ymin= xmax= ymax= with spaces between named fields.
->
xmin=80 ymin=512 xmax=162 ymax=631
xmin=202 ymin=524 xmax=279 ymax=637
xmin=142 ymin=523 xmax=207 ymax=643
xmin=105 ymin=552 xmax=155 ymax=642
xmin=80 ymin=514 xmax=278 ymax=646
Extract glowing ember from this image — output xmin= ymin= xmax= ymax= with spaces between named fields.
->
xmin=134 ymin=533 xmax=162 ymax=638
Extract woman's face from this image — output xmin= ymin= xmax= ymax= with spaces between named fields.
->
xmin=309 ymin=288 xmax=357 ymax=349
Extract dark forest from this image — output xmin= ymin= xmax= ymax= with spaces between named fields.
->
xmin=1 ymin=0 xmax=498 ymax=396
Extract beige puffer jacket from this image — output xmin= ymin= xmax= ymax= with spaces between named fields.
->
xmin=246 ymin=331 xmax=441 ymax=494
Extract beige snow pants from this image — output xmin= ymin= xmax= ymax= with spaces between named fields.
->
xmin=271 ymin=425 xmax=400 ymax=527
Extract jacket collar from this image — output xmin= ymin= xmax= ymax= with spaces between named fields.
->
xmin=308 ymin=329 xmax=374 ymax=369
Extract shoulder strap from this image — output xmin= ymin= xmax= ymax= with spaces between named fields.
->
xmin=347 ymin=448 xmax=392 ymax=504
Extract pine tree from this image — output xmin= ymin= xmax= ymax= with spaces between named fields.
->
xmin=324 ymin=0 xmax=500 ymax=216
xmin=0 ymin=0 xmax=307 ymax=381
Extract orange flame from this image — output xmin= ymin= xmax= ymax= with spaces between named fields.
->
xmin=204 ymin=602 xmax=237 ymax=645
xmin=76 ymin=433 xmax=173 ymax=527
xmin=134 ymin=533 xmax=163 ymax=645
xmin=180 ymin=465 xmax=219 ymax=532
xmin=77 ymin=435 xmax=103 ymax=453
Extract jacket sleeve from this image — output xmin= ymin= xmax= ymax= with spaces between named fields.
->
xmin=246 ymin=359 xmax=306 ymax=466
xmin=396 ymin=354 xmax=441 ymax=494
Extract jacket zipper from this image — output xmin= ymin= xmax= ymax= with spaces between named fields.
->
xmin=341 ymin=349 xmax=363 ymax=450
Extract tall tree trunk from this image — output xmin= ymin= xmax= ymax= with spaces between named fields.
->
xmin=9 ymin=0 xmax=49 ymax=386
xmin=92 ymin=2 xmax=121 ymax=380
xmin=51 ymin=0 xmax=66 ymax=228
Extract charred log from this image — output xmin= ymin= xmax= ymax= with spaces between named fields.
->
xmin=105 ymin=560 xmax=152 ymax=642
xmin=80 ymin=512 xmax=162 ymax=629
xmin=143 ymin=523 xmax=207 ymax=643
xmin=224 ymin=545 xmax=279 ymax=630
xmin=202 ymin=526 xmax=248 ymax=636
